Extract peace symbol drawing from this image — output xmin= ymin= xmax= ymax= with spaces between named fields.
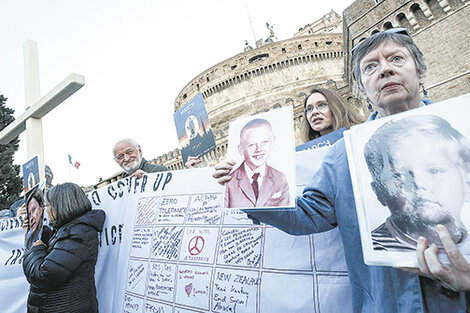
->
xmin=188 ymin=236 xmax=205 ymax=256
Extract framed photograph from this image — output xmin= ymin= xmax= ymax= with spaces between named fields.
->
xmin=345 ymin=93 xmax=470 ymax=267
xmin=224 ymin=106 xmax=296 ymax=210
xmin=173 ymin=93 xmax=216 ymax=164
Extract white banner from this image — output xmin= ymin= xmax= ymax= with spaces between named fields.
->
xmin=0 ymin=148 xmax=351 ymax=313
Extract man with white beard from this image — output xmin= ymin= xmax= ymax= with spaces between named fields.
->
xmin=113 ymin=138 xmax=168 ymax=178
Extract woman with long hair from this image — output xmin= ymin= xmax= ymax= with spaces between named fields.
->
xmin=300 ymin=87 xmax=365 ymax=143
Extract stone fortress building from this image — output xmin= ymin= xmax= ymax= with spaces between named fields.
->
xmin=93 ymin=10 xmax=350 ymax=188
xmin=92 ymin=0 xmax=470 ymax=188
xmin=156 ymin=10 xmax=352 ymax=171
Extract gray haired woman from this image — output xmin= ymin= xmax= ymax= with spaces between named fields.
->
xmin=23 ymin=183 xmax=105 ymax=313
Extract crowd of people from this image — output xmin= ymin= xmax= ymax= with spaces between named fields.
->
xmin=3 ymin=28 xmax=470 ymax=312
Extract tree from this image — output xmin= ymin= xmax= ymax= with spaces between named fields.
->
xmin=0 ymin=94 xmax=22 ymax=210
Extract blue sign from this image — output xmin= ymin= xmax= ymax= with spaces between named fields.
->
xmin=295 ymin=127 xmax=346 ymax=152
xmin=22 ymin=156 xmax=39 ymax=192
xmin=174 ymin=93 xmax=216 ymax=163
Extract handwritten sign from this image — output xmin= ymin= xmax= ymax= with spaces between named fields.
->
xmin=179 ymin=227 xmax=219 ymax=263
xmin=146 ymin=262 xmax=176 ymax=302
xmin=187 ymin=194 xmax=221 ymax=225
xmin=136 ymin=197 xmax=159 ymax=225
xmin=223 ymin=209 xmax=253 ymax=225
xmin=217 ymin=227 xmax=262 ymax=267
xmin=158 ymin=195 xmax=188 ymax=224
xmin=126 ymin=260 xmax=148 ymax=294
xmin=151 ymin=226 xmax=183 ymax=260
xmin=175 ymin=264 xmax=211 ymax=310
xmin=130 ymin=227 xmax=153 ymax=258
xmin=123 ymin=293 xmax=144 ymax=313
xmin=212 ymin=268 xmax=259 ymax=313
xmin=145 ymin=300 xmax=172 ymax=313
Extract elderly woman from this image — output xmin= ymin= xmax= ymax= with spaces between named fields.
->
xmin=214 ymin=28 xmax=468 ymax=312
xmin=23 ymin=183 xmax=105 ymax=313
xmin=301 ymin=87 xmax=365 ymax=142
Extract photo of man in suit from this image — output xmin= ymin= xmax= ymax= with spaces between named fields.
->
xmin=225 ymin=118 xmax=290 ymax=209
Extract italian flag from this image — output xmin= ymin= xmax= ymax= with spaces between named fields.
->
xmin=68 ymin=154 xmax=81 ymax=169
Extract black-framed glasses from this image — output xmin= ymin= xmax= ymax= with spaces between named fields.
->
xmin=304 ymin=102 xmax=329 ymax=115
xmin=351 ymin=27 xmax=411 ymax=56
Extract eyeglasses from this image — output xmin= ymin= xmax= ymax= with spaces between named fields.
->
xmin=351 ymin=28 xmax=411 ymax=56
xmin=304 ymin=102 xmax=329 ymax=115
xmin=115 ymin=149 xmax=136 ymax=161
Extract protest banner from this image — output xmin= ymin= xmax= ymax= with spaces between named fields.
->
xmin=0 ymin=146 xmax=351 ymax=312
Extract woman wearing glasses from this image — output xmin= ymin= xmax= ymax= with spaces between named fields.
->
xmin=301 ymin=87 xmax=365 ymax=142
xmin=22 ymin=183 xmax=105 ymax=313
xmin=215 ymin=28 xmax=469 ymax=312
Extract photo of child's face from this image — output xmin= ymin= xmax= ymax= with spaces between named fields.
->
xmin=238 ymin=124 xmax=273 ymax=171
xmin=28 ymin=198 xmax=43 ymax=233
xmin=384 ymin=134 xmax=468 ymax=225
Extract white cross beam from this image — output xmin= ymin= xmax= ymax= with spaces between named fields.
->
xmin=0 ymin=40 xmax=85 ymax=180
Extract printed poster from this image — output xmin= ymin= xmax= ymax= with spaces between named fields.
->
xmin=224 ymin=106 xmax=296 ymax=210
xmin=22 ymin=156 xmax=39 ymax=192
xmin=345 ymin=93 xmax=470 ymax=267
xmin=174 ymin=93 xmax=216 ymax=164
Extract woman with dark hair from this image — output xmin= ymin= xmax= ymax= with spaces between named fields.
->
xmin=301 ymin=87 xmax=365 ymax=143
xmin=23 ymin=183 xmax=105 ymax=313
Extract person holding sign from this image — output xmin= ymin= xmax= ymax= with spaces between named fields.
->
xmin=301 ymin=87 xmax=365 ymax=143
xmin=113 ymin=138 xmax=168 ymax=178
xmin=215 ymin=29 xmax=469 ymax=311
xmin=225 ymin=118 xmax=290 ymax=208
xmin=23 ymin=183 xmax=105 ymax=313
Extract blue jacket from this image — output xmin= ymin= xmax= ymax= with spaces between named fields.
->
xmin=246 ymin=101 xmax=468 ymax=312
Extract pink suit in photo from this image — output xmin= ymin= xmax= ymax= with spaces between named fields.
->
xmin=224 ymin=162 xmax=290 ymax=208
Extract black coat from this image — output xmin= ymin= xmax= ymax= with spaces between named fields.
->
xmin=23 ymin=209 xmax=105 ymax=313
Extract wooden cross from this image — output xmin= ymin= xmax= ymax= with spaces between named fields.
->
xmin=0 ymin=40 xmax=85 ymax=180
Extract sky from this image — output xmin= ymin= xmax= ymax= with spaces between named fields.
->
xmin=0 ymin=0 xmax=353 ymax=187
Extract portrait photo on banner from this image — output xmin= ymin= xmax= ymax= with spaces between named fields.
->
xmin=345 ymin=93 xmax=470 ymax=267
xmin=225 ymin=106 xmax=296 ymax=210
